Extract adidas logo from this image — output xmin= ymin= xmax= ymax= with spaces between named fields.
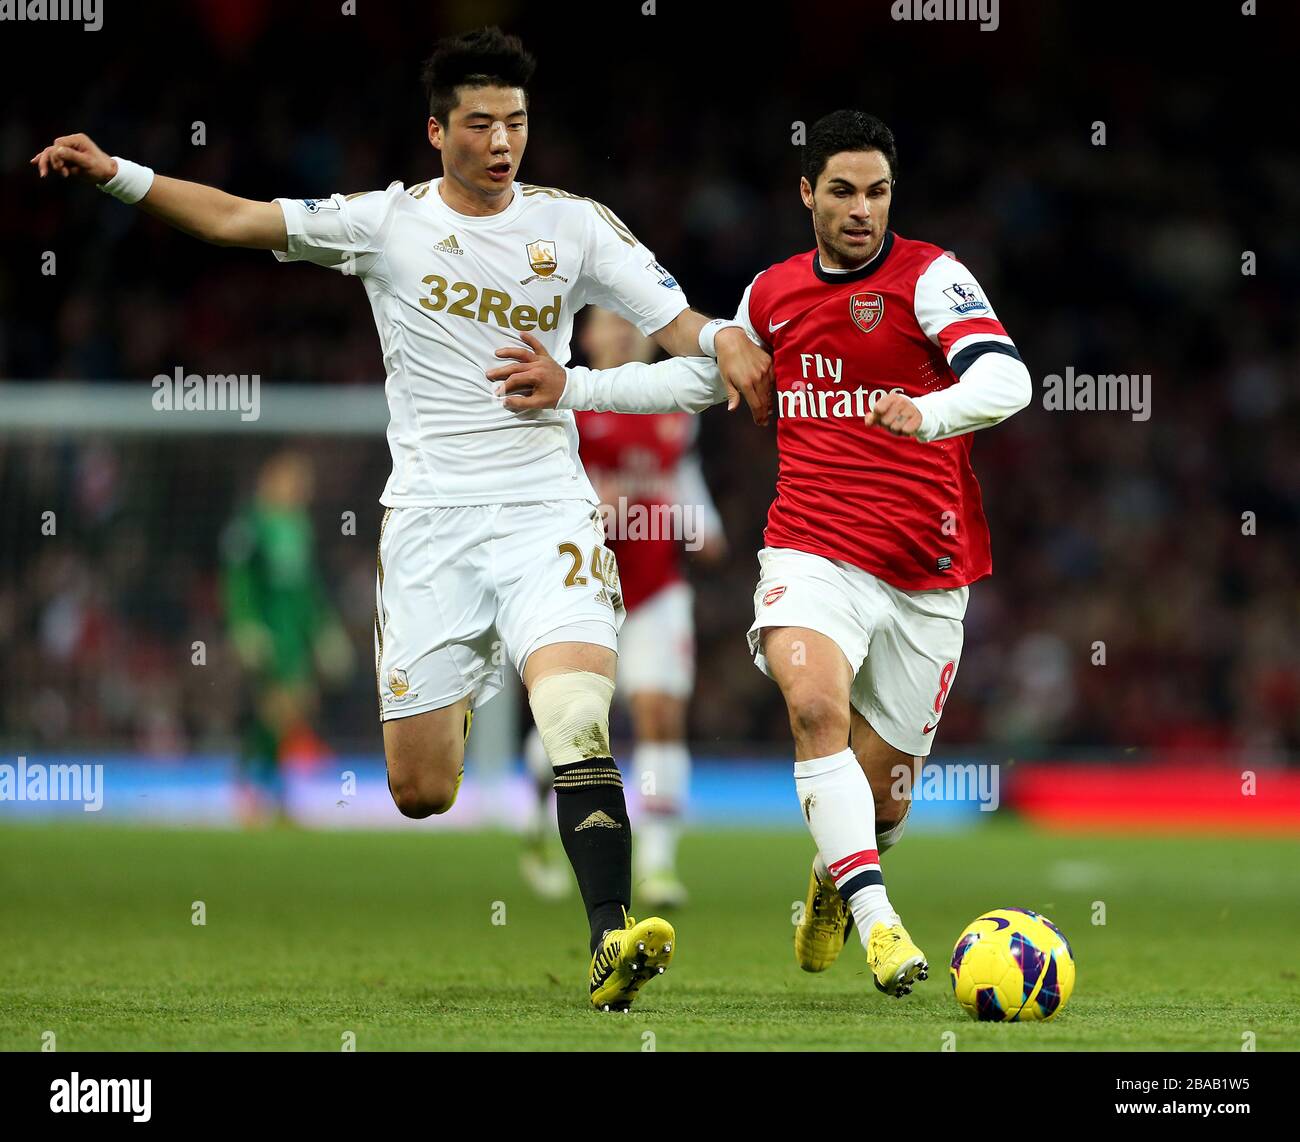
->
xmin=575 ymin=810 xmax=622 ymax=832
xmin=433 ymin=233 xmax=464 ymax=255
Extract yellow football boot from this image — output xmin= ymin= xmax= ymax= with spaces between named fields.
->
xmin=866 ymin=919 xmax=929 ymax=997
xmin=794 ymin=860 xmax=853 ymax=972
xmin=589 ymin=910 xmax=675 ymax=1011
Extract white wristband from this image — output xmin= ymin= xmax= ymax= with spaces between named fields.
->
xmin=698 ymin=317 xmax=741 ymax=359
xmin=96 ymin=157 xmax=155 ymax=204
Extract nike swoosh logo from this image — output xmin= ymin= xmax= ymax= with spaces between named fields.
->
xmin=922 ymin=722 xmax=938 ymax=734
xmin=768 ymin=317 xmax=791 ymax=333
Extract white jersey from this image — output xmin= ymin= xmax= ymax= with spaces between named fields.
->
xmin=273 ymin=179 xmax=690 ymax=506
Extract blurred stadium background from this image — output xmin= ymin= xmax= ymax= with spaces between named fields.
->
xmin=2 ymin=0 xmax=1298 ymax=838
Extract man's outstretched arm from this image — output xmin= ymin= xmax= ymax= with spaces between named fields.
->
xmin=488 ymin=332 xmax=728 ymax=416
xmin=32 ymin=133 xmax=286 ymax=250
xmin=649 ymin=310 xmax=773 ymax=424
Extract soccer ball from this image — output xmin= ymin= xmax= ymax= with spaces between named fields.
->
xmin=949 ymin=907 xmax=1075 ymax=1022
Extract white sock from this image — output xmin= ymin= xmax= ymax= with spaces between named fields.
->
xmin=794 ymin=748 xmax=897 ymax=947
xmin=634 ymin=741 xmax=689 ymax=876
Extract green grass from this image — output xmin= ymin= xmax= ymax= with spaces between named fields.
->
xmin=1 ymin=821 xmax=1297 ymax=1050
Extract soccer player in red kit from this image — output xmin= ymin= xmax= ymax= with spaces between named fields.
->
xmin=522 ymin=308 xmax=725 ymax=908
xmin=491 ymin=110 xmax=1033 ymax=998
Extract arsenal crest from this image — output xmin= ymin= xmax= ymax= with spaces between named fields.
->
xmin=850 ymin=292 xmax=884 ymax=333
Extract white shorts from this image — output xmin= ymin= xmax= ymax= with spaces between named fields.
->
xmin=617 ymin=582 xmax=695 ymax=700
xmin=747 ymin=546 xmax=968 ymax=757
xmin=374 ymin=500 xmax=624 ymax=721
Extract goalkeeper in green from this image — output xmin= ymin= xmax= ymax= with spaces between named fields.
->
xmin=220 ymin=451 xmax=353 ymax=820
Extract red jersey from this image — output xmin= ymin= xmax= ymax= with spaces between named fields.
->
xmin=740 ymin=230 xmax=1019 ymax=590
xmin=576 ymin=410 xmax=696 ymax=611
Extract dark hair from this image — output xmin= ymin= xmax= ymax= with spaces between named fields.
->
xmin=802 ymin=110 xmax=898 ymax=188
xmin=421 ymin=26 xmax=536 ymax=124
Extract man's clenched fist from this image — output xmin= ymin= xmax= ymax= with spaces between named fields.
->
xmin=865 ymin=391 xmax=924 ymax=437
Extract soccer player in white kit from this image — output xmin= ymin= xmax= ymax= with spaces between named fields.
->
xmin=31 ymin=26 xmax=772 ymax=1012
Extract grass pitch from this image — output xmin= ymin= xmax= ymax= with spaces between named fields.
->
xmin=1 ymin=821 xmax=1297 ymax=1051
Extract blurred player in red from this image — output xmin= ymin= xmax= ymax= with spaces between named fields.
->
xmin=492 ymin=110 xmax=1033 ymax=1000
xmin=522 ymin=309 xmax=725 ymax=908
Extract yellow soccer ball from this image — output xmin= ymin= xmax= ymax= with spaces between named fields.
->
xmin=949 ymin=907 xmax=1076 ymax=1022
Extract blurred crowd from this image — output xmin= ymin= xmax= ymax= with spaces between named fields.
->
xmin=1 ymin=2 xmax=1296 ymax=759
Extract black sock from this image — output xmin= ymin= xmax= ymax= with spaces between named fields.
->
xmin=554 ymin=757 xmax=631 ymax=954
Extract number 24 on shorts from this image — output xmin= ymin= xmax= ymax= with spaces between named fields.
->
xmin=556 ymin=542 xmax=621 ymax=592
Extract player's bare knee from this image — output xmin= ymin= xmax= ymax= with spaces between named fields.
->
xmin=388 ymin=777 xmax=430 ymax=818
xmin=388 ymin=770 xmax=457 ymax=818
xmin=785 ymin=689 xmax=849 ymax=748
xmin=877 ymin=802 xmax=912 ymax=854
xmin=874 ymin=785 xmax=904 ymax=826
xmin=876 ymin=806 xmax=903 ymax=833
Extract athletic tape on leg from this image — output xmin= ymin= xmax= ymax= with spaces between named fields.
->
xmin=528 ymin=670 xmax=615 ymax=768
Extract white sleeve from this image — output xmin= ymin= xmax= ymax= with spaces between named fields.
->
xmin=558 ymin=356 xmax=727 ymax=415
xmin=913 ymin=253 xmax=1011 ymax=354
xmin=578 ymin=202 xmax=690 ymax=338
xmin=913 ymin=352 xmax=1033 ymax=442
xmin=733 ymin=272 xmax=768 ymax=347
xmin=272 ymin=182 xmax=403 ymax=277
xmin=911 ymin=253 xmax=1030 ymax=441
xmin=674 ymin=453 xmax=724 ymax=542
